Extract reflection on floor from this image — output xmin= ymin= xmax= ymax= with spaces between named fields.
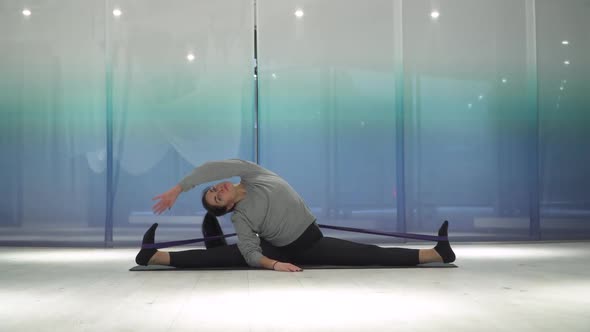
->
xmin=1 ymin=242 xmax=589 ymax=331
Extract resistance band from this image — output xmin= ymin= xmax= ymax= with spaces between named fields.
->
xmin=142 ymin=224 xmax=447 ymax=250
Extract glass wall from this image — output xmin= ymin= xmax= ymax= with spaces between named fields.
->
xmin=403 ymin=0 xmax=533 ymax=240
xmin=257 ymin=0 xmax=400 ymax=240
xmin=107 ymin=0 xmax=255 ymax=245
xmin=0 ymin=0 xmax=106 ymax=244
xmin=537 ymin=0 xmax=590 ymax=239
xmin=0 ymin=0 xmax=588 ymax=247
xmin=0 ymin=0 xmax=255 ymax=245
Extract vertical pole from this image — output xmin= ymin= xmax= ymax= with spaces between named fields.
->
xmin=526 ymin=0 xmax=541 ymax=239
xmin=253 ymin=0 xmax=260 ymax=164
xmin=104 ymin=0 xmax=114 ymax=247
xmin=393 ymin=0 xmax=406 ymax=236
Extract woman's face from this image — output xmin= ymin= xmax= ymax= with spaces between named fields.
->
xmin=205 ymin=181 xmax=235 ymax=210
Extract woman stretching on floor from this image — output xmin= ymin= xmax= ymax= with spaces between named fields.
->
xmin=136 ymin=159 xmax=456 ymax=272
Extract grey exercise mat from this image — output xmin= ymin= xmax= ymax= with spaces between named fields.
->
xmin=130 ymin=263 xmax=457 ymax=271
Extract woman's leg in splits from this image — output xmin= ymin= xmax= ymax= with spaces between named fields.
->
xmin=289 ymin=237 xmax=421 ymax=266
xmin=135 ymin=223 xmax=284 ymax=268
xmin=288 ymin=221 xmax=455 ymax=266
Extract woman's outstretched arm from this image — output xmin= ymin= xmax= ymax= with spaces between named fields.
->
xmin=152 ymin=184 xmax=182 ymax=215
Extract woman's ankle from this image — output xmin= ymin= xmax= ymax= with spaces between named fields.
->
xmin=418 ymin=249 xmax=443 ymax=264
xmin=148 ymin=251 xmax=170 ymax=265
xmin=147 ymin=251 xmax=160 ymax=265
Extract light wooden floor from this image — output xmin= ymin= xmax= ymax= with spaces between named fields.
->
xmin=1 ymin=242 xmax=589 ymax=331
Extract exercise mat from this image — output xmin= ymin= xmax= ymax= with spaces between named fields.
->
xmin=130 ymin=262 xmax=457 ymax=271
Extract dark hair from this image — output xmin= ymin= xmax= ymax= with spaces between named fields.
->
xmin=201 ymin=186 xmax=233 ymax=217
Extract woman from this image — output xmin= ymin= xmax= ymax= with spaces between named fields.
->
xmin=136 ymin=159 xmax=455 ymax=271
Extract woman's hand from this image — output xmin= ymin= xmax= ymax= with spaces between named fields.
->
xmin=273 ymin=262 xmax=303 ymax=272
xmin=152 ymin=185 xmax=182 ymax=214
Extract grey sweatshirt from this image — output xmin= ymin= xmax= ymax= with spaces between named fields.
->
xmin=178 ymin=159 xmax=316 ymax=267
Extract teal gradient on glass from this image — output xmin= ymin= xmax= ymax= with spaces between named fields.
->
xmin=106 ymin=0 xmax=255 ymax=239
xmin=0 ymin=0 xmax=256 ymax=244
xmin=0 ymin=0 xmax=107 ymax=240
xmin=1 ymin=0 xmax=589 ymax=245
xmin=257 ymin=0 xmax=587 ymax=240
xmin=536 ymin=0 xmax=590 ymax=238
xmin=257 ymin=0 xmax=401 ymax=232
xmin=400 ymin=0 xmax=537 ymax=237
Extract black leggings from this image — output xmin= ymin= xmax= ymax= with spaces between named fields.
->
xmin=169 ymin=223 xmax=420 ymax=268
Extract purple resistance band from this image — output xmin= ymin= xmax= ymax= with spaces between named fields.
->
xmin=142 ymin=224 xmax=447 ymax=250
